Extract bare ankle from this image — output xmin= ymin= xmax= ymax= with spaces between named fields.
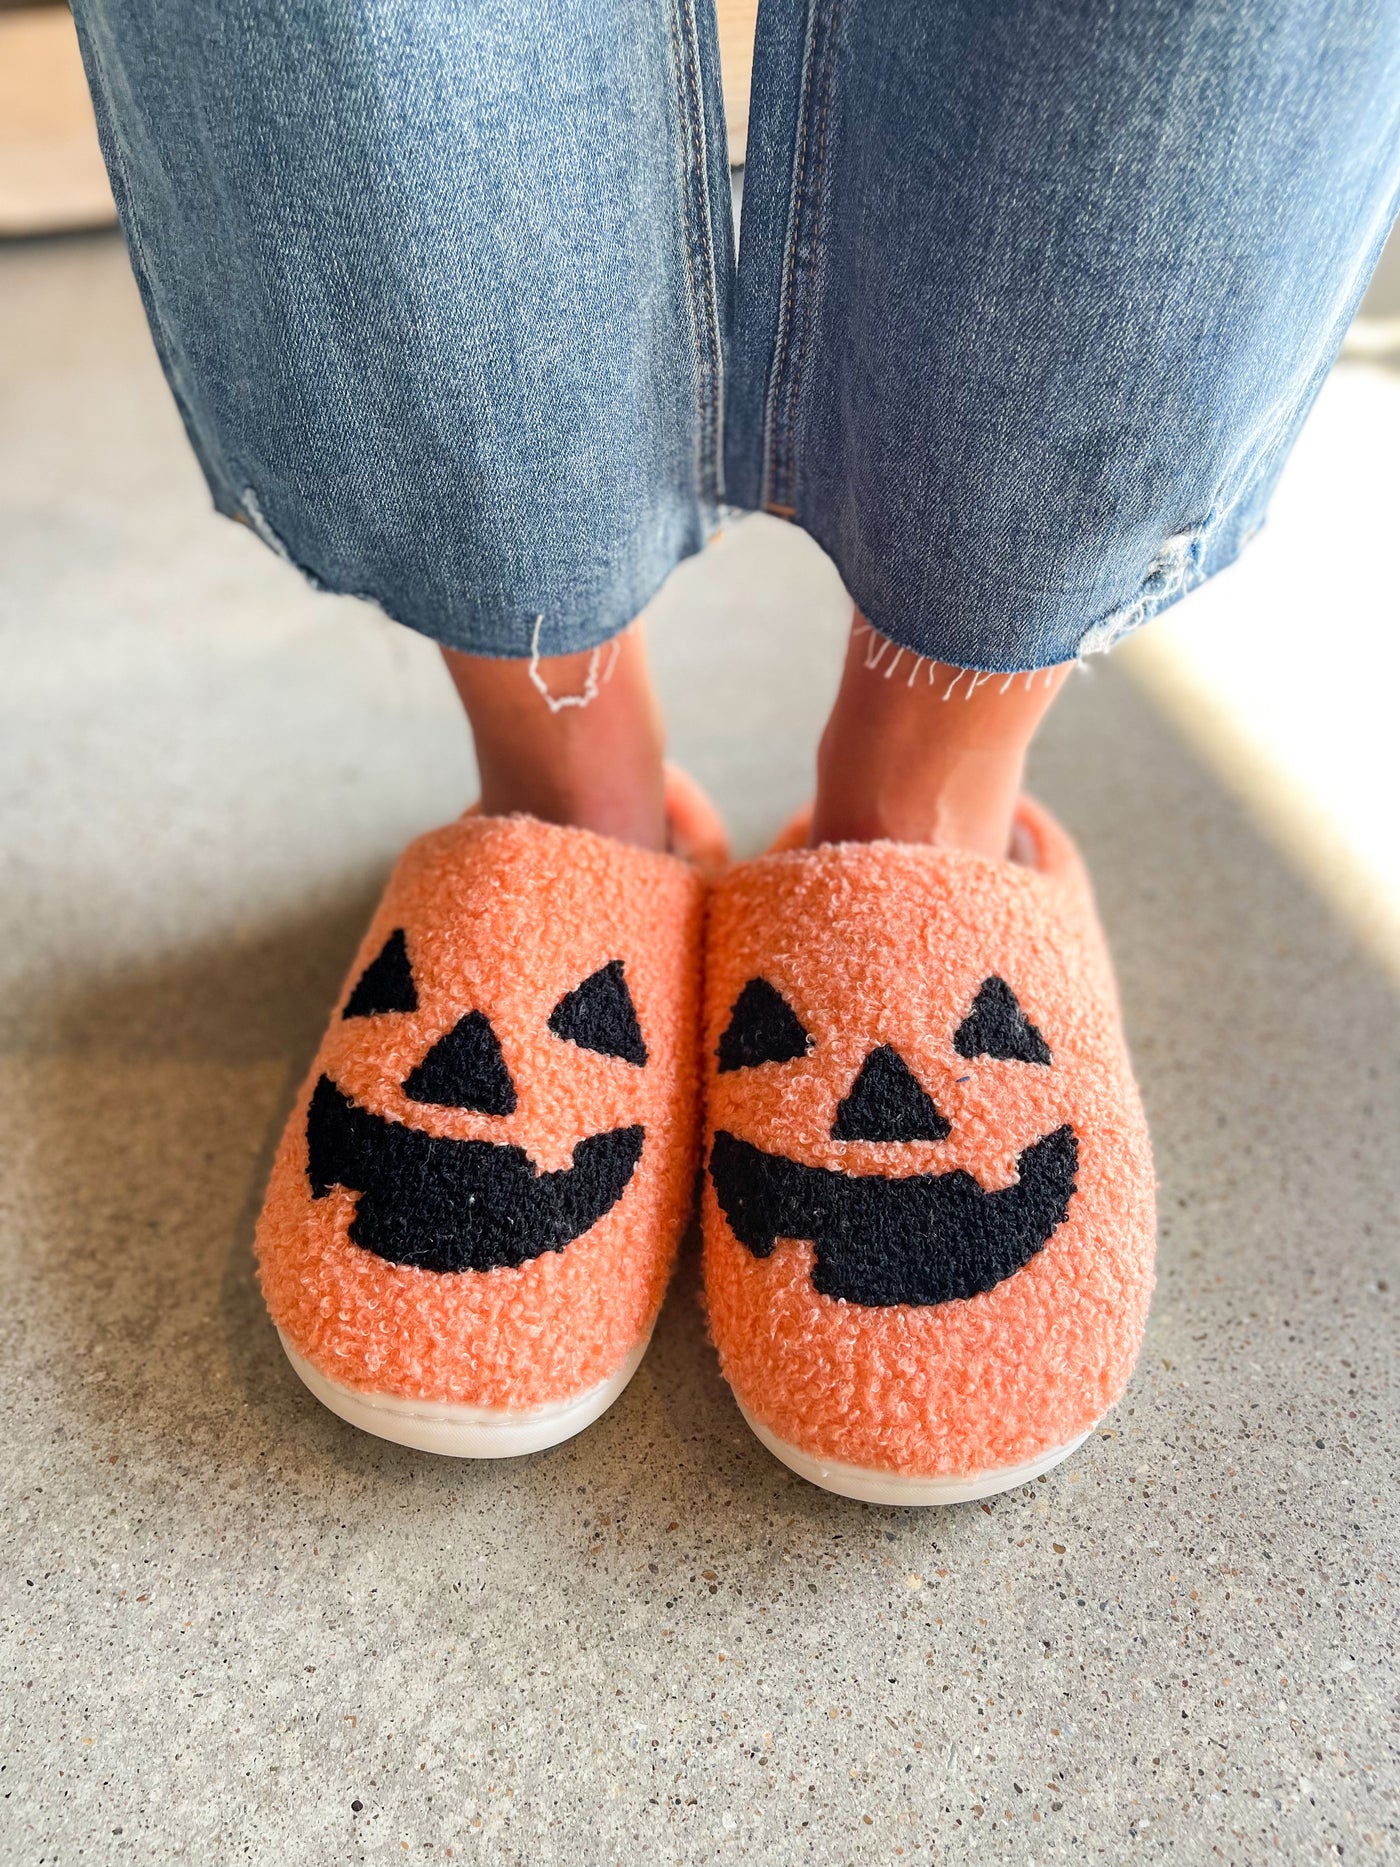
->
xmin=810 ymin=618 xmax=1071 ymax=859
xmin=442 ymin=629 xmax=668 ymax=851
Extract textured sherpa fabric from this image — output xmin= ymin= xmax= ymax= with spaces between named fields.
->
xmin=702 ymin=797 xmax=1156 ymax=1479
xmin=257 ymin=811 xmax=706 ymax=1410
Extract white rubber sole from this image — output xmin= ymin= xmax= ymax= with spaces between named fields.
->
xmin=278 ymin=1330 xmax=650 ymax=1458
xmin=739 ymin=1404 xmax=1094 ymax=1506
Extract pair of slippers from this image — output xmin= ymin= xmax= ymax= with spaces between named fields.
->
xmin=256 ymin=770 xmax=1155 ymax=1505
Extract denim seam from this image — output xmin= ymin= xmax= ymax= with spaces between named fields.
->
xmin=669 ymin=0 xmax=726 ymax=517
xmin=758 ymin=0 xmax=821 ymax=513
xmin=686 ymin=0 xmax=728 ymax=513
xmin=774 ymin=0 xmax=840 ymax=522
xmin=761 ymin=0 xmax=840 ymax=519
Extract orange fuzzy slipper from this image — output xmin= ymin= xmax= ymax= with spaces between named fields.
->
xmin=702 ymin=798 xmax=1155 ymax=1505
xmin=256 ymin=771 xmax=714 ymax=1456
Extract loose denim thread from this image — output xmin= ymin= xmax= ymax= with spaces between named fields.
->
xmin=526 ymin=616 xmax=622 ymax=714
xmin=852 ymin=621 xmax=1061 ymax=698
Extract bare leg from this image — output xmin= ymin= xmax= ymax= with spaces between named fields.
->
xmin=442 ymin=627 xmax=667 ymax=851
xmin=811 ymin=617 xmax=1072 ymax=859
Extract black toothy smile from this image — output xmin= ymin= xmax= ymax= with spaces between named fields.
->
xmin=708 ymin=1125 xmax=1077 ymax=1307
xmin=307 ymin=1075 xmax=643 ymax=1274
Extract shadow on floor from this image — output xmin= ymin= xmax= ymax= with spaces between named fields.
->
xmin=13 ymin=661 xmax=1398 ymax=1568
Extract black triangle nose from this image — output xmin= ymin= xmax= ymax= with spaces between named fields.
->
xmin=831 ymin=1045 xmax=950 ymax=1143
xmin=402 ymin=1011 xmax=517 ymax=1115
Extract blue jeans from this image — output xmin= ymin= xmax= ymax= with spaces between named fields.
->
xmin=74 ymin=0 xmax=1400 ymax=672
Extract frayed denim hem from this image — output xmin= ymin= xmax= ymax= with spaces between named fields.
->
xmin=224 ymin=486 xmax=719 ymax=664
xmin=776 ymin=499 xmax=1267 ymax=679
xmin=849 ymin=620 xmax=1076 ymax=692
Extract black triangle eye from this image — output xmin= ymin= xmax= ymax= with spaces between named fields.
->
xmin=954 ymin=976 xmax=1052 ymax=1065
xmin=342 ymin=928 xmax=418 ymax=1018
xmin=717 ymin=978 xmax=813 ymax=1072
xmin=404 ymin=1011 xmax=517 ymax=1113
xmin=548 ymin=960 xmax=647 ymax=1066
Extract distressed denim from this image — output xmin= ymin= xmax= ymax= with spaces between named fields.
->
xmin=75 ymin=0 xmax=1400 ymax=671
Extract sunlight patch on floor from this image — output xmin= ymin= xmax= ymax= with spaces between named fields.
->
xmin=1120 ymin=361 xmax=1400 ymax=980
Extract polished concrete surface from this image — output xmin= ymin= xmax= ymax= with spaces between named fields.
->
xmin=2 ymin=232 xmax=1397 ymax=1865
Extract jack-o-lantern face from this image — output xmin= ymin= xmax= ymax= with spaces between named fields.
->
xmin=257 ymin=813 xmax=705 ymax=1417
xmin=708 ymin=973 xmax=1077 ymax=1307
xmin=306 ymin=931 xmax=648 ymax=1275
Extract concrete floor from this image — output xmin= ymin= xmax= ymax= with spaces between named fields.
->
xmin=2 ymin=232 xmax=1397 ymax=1866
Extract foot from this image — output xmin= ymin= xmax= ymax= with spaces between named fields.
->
xmin=701 ymin=797 xmax=1155 ymax=1503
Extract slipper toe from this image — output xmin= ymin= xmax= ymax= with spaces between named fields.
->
xmin=256 ymin=807 xmax=708 ymax=1455
xmin=702 ymin=798 xmax=1156 ymax=1502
